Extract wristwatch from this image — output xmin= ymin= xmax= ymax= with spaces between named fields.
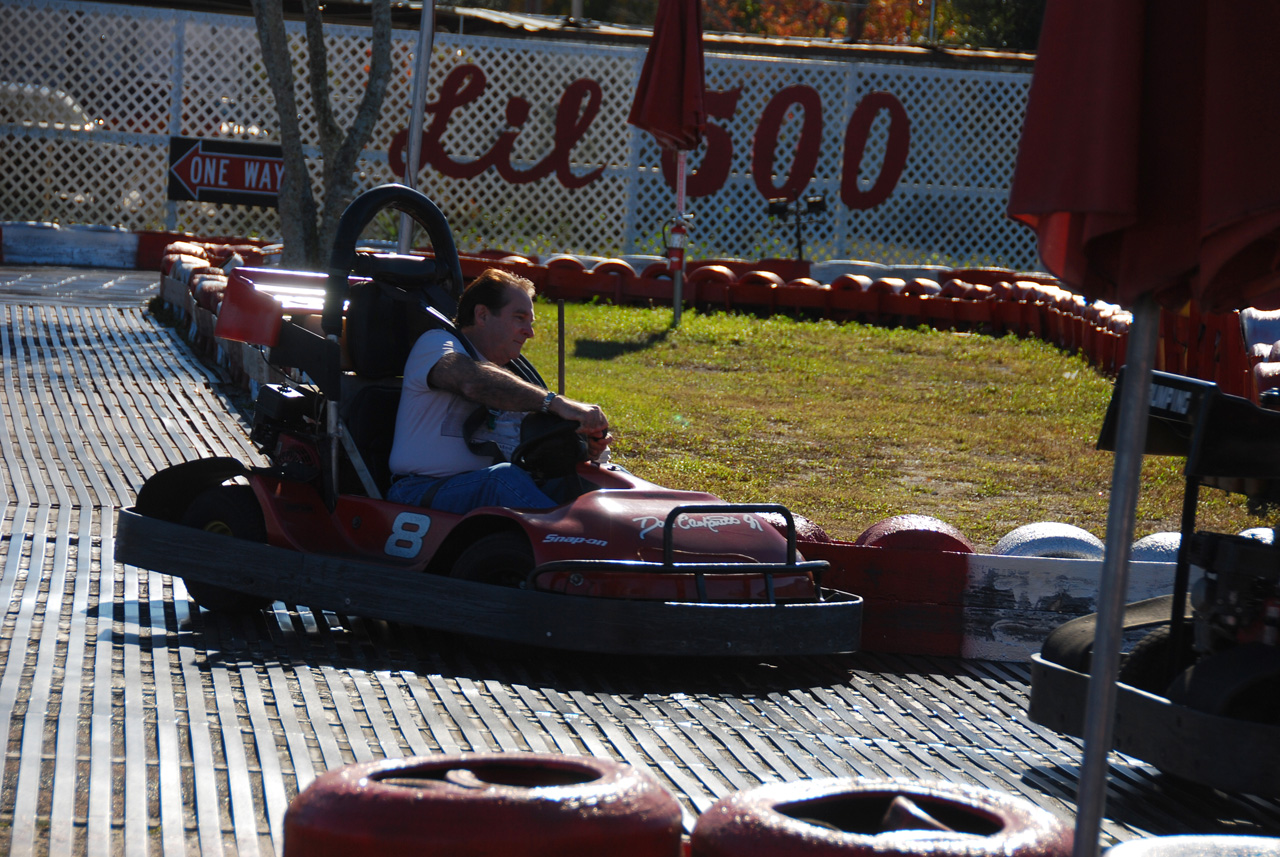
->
xmin=539 ymin=390 xmax=557 ymax=413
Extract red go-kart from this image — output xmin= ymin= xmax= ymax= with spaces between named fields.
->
xmin=117 ymin=185 xmax=862 ymax=656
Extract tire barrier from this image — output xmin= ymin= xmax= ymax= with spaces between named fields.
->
xmin=993 ymin=522 xmax=1104 ymax=560
xmin=689 ymin=778 xmax=1073 ymax=857
xmin=1239 ymin=527 xmax=1275 ymax=544
xmin=1105 ymin=835 xmax=1280 ymax=856
xmin=158 ymin=237 xmax=1255 ymax=402
xmin=283 ymin=752 xmax=684 ymax=857
xmin=855 ymin=514 xmax=974 ymax=554
xmin=1130 ymin=532 xmax=1181 ymax=563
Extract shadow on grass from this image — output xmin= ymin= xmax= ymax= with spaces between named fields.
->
xmin=573 ymin=326 xmax=672 ymax=360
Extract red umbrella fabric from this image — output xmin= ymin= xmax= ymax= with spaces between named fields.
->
xmin=627 ymin=0 xmax=706 ymax=151
xmin=1008 ymin=0 xmax=1280 ymax=313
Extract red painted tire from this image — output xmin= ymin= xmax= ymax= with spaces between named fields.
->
xmin=903 ymin=278 xmax=941 ymax=296
xmin=690 ymin=778 xmax=1072 ymax=857
xmin=545 ymin=254 xmax=586 ymax=272
xmin=641 ymin=261 xmax=674 ymax=280
xmin=854 ymin=515 xmax=974 ymax=553
xmin=868 ymin=277 xmax=906 ymax=294
xmin=689 ymin=265 xmax=738 ymax=287
xmin=760 ymin=512 xmax=832 ymax=544
xmin=592 ymin=258 xmax=638 ymax=277
xmin=284 ymin=752 xmax=684 ymax=857
xmin=832 ymin=274 xmax=873 ymax=292
xmin=990 ymin=280 xmax=1017 ymax=301
xmin=739 ymin=270 xmax=786 ymax=287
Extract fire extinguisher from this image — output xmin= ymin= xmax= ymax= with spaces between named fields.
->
xmin=666 ymin=217 xmax=688 ymax=275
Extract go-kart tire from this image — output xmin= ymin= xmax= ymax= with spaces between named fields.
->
xmin=690 ymin=778 xmax=1073 ymax=857
xmin=179 ymin=485 xmax=274 ymax=612
xmin=283 ymin=752 xmax=684 ymax=857
xmin=452 ymin=532 xmax=535 ymax=588
xmin=1118 ymin=626 xmax=1190 ymax=696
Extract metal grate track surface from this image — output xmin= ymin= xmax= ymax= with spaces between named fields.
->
xmin=0 ymin=268 xmax=1277 ymax=856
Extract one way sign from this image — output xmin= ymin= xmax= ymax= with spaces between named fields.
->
xmin=167 ymin=137 xmax=285 ymax=207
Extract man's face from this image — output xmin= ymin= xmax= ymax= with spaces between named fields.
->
xmin=474 ymin=286 xmax=535 ymax=365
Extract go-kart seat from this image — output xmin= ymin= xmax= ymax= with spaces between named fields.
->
xmin=341 ymin=384 xmax=402 ymax=496
xmin=339 ymin=278 xmax=441 ymax=497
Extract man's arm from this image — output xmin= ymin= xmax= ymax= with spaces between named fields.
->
xmin=429 ymin=352 xmax=609 ymax=436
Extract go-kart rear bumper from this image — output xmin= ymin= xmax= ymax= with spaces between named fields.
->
xmin=117 ymin=507 xmax=862 ymax=657
xmin=1029 ymin=653 xmax=1280 ymax=796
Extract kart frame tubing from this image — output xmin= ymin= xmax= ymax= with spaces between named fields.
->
xmin=117 ymin=508 xmax=863 ymax=657
xmin=1029 ymin=653 xmax=1280 ymax=797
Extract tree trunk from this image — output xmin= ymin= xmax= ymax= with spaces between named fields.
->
xmin=251 ymin=0 xmax=393 ymax=269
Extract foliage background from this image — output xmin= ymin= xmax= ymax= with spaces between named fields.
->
xmin=458 ymin=0 xmax=1048 ymax=52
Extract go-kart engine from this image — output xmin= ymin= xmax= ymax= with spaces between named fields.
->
xmin=1189 ymin=530 xmax=1280 ymax=653
xmin=250 ymin=383 xmax=320 ymax=456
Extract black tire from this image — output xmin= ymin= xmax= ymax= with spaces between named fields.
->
xmin=179 ymin=485 xmax=274 ymax=612
xmin=451 ymin=532 xmax=534 ymax=588
xmin=1119 ymin=625 xmax=1189 ymax=695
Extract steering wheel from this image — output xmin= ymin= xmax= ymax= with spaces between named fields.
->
xmin=510 ymin=414 xmax=587 ymax=480
xmin=321 ymin=184 xmax=465 ymax=338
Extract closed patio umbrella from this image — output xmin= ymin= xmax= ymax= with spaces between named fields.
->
xmin=1008 ymin=1 xmax=1280 ymax=854
xmin=627 ymin=0 xmax=706 ymax=326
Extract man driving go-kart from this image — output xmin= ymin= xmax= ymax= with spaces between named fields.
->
xmin=387 ymin=268 xmax=613 ymax=512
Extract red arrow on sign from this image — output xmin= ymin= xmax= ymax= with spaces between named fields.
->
xmin=170 ymin=140 xmax=284 ymax=200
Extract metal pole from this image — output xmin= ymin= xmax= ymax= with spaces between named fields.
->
xmin=671 ymin=150 xmax=688 ymax=328
xmin=795 ymin=203 xmax=803 ymax=261
xmin=557 ymin=299 xmax=566 ymax=396
xmin=398 ymin=1 xmax=436 ymax=255
xmin=1071 ymin=293 xmax=1160 ymax=857
xmin=928 ymin=0 xmax=937 ymax=43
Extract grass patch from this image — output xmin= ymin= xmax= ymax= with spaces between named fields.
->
xmin=525 ymin=300 xmax=1266 ymax=551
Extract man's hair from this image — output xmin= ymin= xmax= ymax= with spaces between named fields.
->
xmin=456 ymin=269 xmax=536 ymax=327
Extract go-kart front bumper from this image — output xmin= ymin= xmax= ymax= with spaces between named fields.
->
xmin=117 ymin=507 xmax=862 ymax=657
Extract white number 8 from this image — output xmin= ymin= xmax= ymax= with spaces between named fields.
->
xmin=385 ymin=512 xmax=432 ymax=558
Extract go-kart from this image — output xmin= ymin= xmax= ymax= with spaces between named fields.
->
xmin=117 ymin=184 xmax=862 ymax=657
xmin=1029 ymin=369 xmax=1280 ymax=795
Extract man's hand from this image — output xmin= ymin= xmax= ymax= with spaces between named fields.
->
xmin=585 ymin=430 xmax=612 ymax=460
xmin=550 ymin=396 xmax=608 ymax=436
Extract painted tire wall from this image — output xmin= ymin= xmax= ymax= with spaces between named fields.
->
xmin=690 ymin=778 xmax=1073 ymax=857
xmin=283 ymin=752 xmax=684 ymax=857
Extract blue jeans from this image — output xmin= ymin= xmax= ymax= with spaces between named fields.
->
xmin=386 ymin=462 xmax=558 ymax=513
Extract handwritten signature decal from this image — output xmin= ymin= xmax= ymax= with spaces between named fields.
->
xmin=633 ymin=513 xmax=763 ymax=540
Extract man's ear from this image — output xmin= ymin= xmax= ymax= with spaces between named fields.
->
xmin=473 ymin=303 xmax=490 ymax=326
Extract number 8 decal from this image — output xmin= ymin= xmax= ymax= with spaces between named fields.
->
xmin=385 ymin=512 xmax=432 ymax=558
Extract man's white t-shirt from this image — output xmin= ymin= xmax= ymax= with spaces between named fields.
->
xmin=388 ymin=329 xmax=522 ymax=478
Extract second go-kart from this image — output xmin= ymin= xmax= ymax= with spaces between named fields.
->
xmin=1030 ymin=370 xmax=1280 ymax=795
xmin=117 ymin=184 xmax=862 ymax=656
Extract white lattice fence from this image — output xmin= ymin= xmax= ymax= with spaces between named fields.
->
xmin=0 ymin=0 xmax=1041 ymax=270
